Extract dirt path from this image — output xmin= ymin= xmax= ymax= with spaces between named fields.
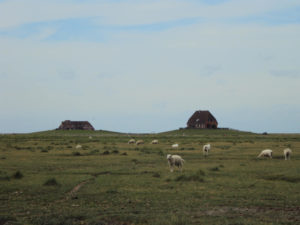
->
xmin=65 ymin=178 xmax=95 ymax=200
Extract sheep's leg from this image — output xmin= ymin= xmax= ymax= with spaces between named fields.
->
xmin=170 ymin=166 xmax=174 ymax=172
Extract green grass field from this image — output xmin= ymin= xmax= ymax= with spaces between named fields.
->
xmin=1 ymin=129 xmax=300 ymax=225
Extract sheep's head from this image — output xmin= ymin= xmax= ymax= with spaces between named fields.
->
xmin=167 ymin=154 xmax=172 ymax=160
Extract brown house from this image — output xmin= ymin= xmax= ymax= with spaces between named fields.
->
xmin=57 ymin=120 xmax=95 ymax=130
xmin=187 ymin=110 xmax=218 ymax=129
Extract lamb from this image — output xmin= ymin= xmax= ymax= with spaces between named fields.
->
xmin=172 ymin=143 xmax=179 ymax=148
xmin=167 ymin=154 xmax=185 ymax=172
xmin=257 ymin=149 xmax=273 ymax=158
xmin=203 ymin=144 xmax=211 ymax=156
xmin=128 ymin=139 xmax=135 ymax=144
xmin=75 ymin=144 xmax=82 ymax=149
xmin=283 ymin=148 xmax=292 ymax=160
xmin=151 ymin=139 xmax=158 ymax=144
xmin=136 ymin=140 xmax=144 ymax=145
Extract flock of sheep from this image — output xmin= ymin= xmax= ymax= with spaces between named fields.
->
xmin=127 ymin=139 xmax=293 ymax=172
xmin=257 ymin=148 xmax=292 ymax=160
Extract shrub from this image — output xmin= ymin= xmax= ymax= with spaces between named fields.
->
xmin=209 ymin=166 xmax=220 ymax=171
xmin=102 ymin=150 xmax=110 ymax=155
xmin=12 ymin=171 xmax=23 ymax=179
xmin=152 ymin=172 xmax=161 ymax=178
xmin=72 ymin=151 xmax=81 ymax=156
xmin=44 ymin=178 xmax=59 ymax=186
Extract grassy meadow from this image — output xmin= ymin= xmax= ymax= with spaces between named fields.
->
xmin=0 ymin=129 xmax=300 ymax=225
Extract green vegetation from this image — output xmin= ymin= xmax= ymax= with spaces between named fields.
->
xmin=0 ymin=129 xmax=300 ymax=224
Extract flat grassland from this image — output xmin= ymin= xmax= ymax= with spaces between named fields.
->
xmin=1 ymin=129 xmax=300 ymax=225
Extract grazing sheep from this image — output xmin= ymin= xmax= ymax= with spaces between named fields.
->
xmin=75 ymin=144 xmax=82 ymax=149
xmin=172 ymin=143 xmax=179 ymax=149
xmin=167 ymin=154 xmax=185 ymax=172
xmin=128 ymin=139 xmax=135 ymax=144
xmin=151 ymin=139 xmax=158 ymax=144
xmin=257 ymin=149 xmax=273 ymax=158
xmin=203 ymin=144 xmax=211 ymax=156
xmin=88 ymin=136 xmax=93 ymax=139
xmin=136 ymin=140 xmax=144 ymax=145
xmin=283 ymin=148 xmax=292 ymax=160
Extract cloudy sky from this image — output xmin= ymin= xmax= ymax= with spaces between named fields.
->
xmin=0 ymin=0 xmax=299 ymax=133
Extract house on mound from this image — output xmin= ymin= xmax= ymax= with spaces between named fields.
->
xmin=187 ymin=110 xmax=218 ymax=129
xmin=57 ymin=120 xmax=95 ymax=130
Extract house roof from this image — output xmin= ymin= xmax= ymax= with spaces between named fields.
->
xmin=187 ymin=110 xmax=218 ymax=126
xmin=58 ymin=120 xmax=95 ymax=130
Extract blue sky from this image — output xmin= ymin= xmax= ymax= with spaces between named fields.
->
xmin=0 ymin=0 xmax=299 ymax=133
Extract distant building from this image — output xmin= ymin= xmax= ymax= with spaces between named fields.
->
xmin=187 ymin=110 xmax=218 ymax=129
xmin=57 ymin=120 xmax=95 ymax=130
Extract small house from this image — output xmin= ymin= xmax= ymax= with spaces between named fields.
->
xmin=57 ymin=120 xmax=95 ymax=130
xmin=187 ymin=110 xmax=218 ymax=129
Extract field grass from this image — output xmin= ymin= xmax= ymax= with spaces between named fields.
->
xmin=0 ymin=129 xmax=300 ymax=225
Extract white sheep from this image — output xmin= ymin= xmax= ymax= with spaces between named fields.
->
xmin=167 ymin=154 xmax=185 ymax=172
xmin=75 ymin=144 xmax=82 ymax=149
xmin=257 ymin=149 xmax=273 ymax=158
xmin=151 ymin=139 xmax=159 ymax=144
xmin=128 ymin=139 xmax=135 ymax=144
xmin=283 ymin=148 xmax=292 ymax=160
xmin=136 ymin=140 xmax=144 ymax=145
xmin=172 ymin=143 xmax=179 ymax=148
xmin=203 ymin=143 xmax=211 ymax=156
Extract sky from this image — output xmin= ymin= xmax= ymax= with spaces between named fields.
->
xmin=0 ymin=0 xmax=299 ymax=134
